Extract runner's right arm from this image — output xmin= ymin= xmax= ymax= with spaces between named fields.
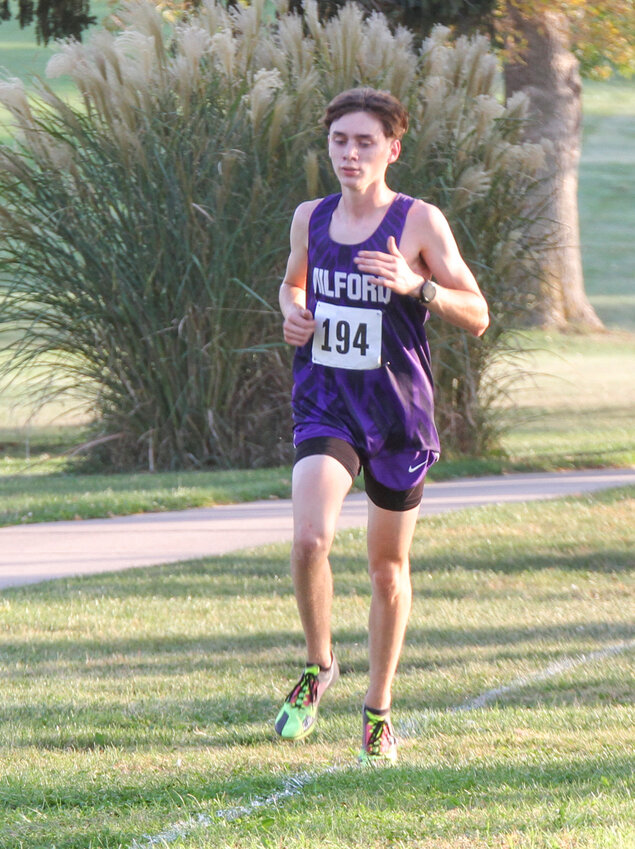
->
xmin=279 ymin=201 xmax=320 ymax=347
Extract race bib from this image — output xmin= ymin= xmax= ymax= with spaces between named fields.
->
xmin=312 ymin=301 xmax=382 ymax=370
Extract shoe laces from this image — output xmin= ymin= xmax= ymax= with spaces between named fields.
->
xmin=287 ymin=669 xmax=319 ymax=708
xmin=364 ymin=715 xmax=395 ymax=756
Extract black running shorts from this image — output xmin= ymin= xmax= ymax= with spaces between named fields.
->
xmin=294 ymin=436 xmax=424 ymax=512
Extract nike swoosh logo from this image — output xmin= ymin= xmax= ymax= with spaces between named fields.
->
xmin=408 ymin=461 xmax=426 ymax=473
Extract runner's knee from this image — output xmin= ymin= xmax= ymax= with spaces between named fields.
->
xmin=292 ymin=526 xmax=333 ymax=566
xmin=368 ymin=558 xmax=411 ymax=601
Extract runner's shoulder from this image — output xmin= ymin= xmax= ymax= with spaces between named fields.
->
xmin=408 ymin=198 xmax=447 ymax=226
xmin=293 ymin=198 xmax=324 ymax=227
xmin=406 ymin=198 xmax=453 ymax=246
xmin=289 ymin=198 xmax=324 ymax=250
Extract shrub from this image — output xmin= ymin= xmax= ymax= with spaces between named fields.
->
xmin=0 ymin=0 xmax=547 ymax=469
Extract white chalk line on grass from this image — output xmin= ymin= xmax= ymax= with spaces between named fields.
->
xmin=453 ymin=638 xmax=635 ymax=713
xmin=130 ymin=770 xmax=340 ymax=848
xmin=130 ymin=638 xmax=634 ymax=848
xmin=396 ymin=637 xmax=635 ymax=740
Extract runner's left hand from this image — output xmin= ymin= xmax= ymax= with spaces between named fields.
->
xmin=354 ymin=236 xmax=422 ymax=298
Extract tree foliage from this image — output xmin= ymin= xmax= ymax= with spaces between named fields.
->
xmin=498 ymin=1 xmax=635 ymax=80
xmin=4 ymin=0 xmax=634 ymax=80
xmin=284 ymin=0 xmax=498 ymax=35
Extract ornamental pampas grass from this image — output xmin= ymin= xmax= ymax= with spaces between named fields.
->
xmin=0 ymin=0 xmax=549 ymax=468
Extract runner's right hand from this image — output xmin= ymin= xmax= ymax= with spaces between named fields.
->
xmin=283 ymin=306 xmax=316 ymax=347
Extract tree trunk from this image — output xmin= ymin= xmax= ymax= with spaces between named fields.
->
xmin=504 ymin=7 xmax=603 ymax=330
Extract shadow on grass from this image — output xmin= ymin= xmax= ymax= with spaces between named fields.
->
xmin=1 ymin=620 xmax=632 ymax=672
xmin=3 ymin=662 xmax=634 ymax=752
xmin=2 ymin=754 xmax=633 ymax=848
xmin=2 ymin=544 xmax=631 ymax=610
xmin=2 ymin=619 xmax=632 ymax=750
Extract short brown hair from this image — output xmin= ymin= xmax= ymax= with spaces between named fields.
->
xmin=321 ymin=88 xmax=409 ymax=139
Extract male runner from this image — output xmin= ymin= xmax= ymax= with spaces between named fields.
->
xmin=275 ymin=88 xmax=489 ymax=764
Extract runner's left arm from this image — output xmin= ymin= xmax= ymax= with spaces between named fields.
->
xmin=354 ymin=202 xmax=489 ymax=338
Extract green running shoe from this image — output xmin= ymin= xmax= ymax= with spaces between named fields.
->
xmin=274 ymin=655 xmax=339 ymax=740
xmin=358 ymin=706 xmax=398 ymax=765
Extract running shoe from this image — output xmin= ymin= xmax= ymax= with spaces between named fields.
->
xmin=274 ymin=655 xmax=339 ymax=740
xmin=358 ymin=706 xmax=398 ymax=765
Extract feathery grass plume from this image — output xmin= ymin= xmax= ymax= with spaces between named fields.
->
xmin=276 ymin=11 xmax=311 ymax=79
xmin=230 ymin=0 xmax=267 ymax=73
xmin=409 ymin=76 xmax=447 ymax=156
xmin=324 ymin=3 xmax=365 ymax=92
xmin=461 ymin=34 xmax=498 ymax=99
xmin=248 ymin=69 xmax=284 ymax=131
xmin=303 ymin=0 xmax=324 ymax=43
xmin=0 ymin=79 xmax=34 ymax=156
xmin=304 ymin=149 xmax=320 ymax=197
xmin=358 ymin=13 xmax=397 ymax=81
xmin=419 ymin=25 xmax=453 ymax=80
xmin=267 ymin=93 xmax=292 ymax=157
xmin=118 ymin=0 xmax=167 ymax=75
xmin=197 ymin=0 xmax=231 ymax=36
xmin=175 ymin=24 xmax=213 ymax=75
xmin=451 ymin=166 xmax=491 ymax=213
xmin=287 ymin=67 xmax=321 ymax=134
xmin=0 ymin=78 xmax=69 ymax=168
xmin=210 ymin=29 xmax=237 ymax=79
xmin=473 ymin=94 xmax=505 ymax=138
xmin=0 ymin=2 xmax=549 ymax=467
xmin=386 ymin=26 xmax=416 ymax=101
xmin=171 ymin=24 xmax=212 ymax=110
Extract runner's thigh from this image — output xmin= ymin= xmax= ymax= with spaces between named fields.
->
xmin=292 ymin=454 xmax=355 ymax=546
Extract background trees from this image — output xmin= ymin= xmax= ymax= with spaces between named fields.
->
xmin=499 ymin=1 xmax=634 ymax=329
xmin=0 ymin=0 xmax=96 ymax=43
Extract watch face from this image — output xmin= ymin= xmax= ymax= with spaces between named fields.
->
xmin=421 ymin=280 xmax=436 ymax=303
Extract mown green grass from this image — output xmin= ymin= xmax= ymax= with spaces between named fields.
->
xmin=496 ymin=329 xmax=635 ymax=471
xmin=1 ymin=487 xmax=633 ymax=848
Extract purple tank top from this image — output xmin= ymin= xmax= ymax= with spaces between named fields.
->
xmin=292 ymin=192 xmax=440 ymax=461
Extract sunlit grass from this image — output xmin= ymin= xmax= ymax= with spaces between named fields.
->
xmin=580 ymin=78 xmax=635 ymax=330
xmin=0 ymin=487 xmax=632 ymax=848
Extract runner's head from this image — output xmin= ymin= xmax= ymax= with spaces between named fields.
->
xmin=322 ymin=88 xmax=409 ymax=141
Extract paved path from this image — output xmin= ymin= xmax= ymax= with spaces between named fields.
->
xmin=0 ymin=468 xmax=632 ymax=590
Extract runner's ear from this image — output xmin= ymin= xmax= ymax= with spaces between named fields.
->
xmin=387 ymin=138 xmax=401 ymax=165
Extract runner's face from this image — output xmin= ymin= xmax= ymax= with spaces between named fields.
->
xmin=328 ymin=111 xmax=400 ymax=191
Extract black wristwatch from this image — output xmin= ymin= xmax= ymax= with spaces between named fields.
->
xmin=416 ymin=279 xmax=437 ymax=305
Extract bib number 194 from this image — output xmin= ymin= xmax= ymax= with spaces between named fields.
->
xmin=311 ymin=301 xmax=382 ymax=370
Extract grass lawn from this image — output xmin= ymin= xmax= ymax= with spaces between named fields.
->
xmin=496 ymin=330 xmax=635 ymax=471
xmin=580 ymin=78 xmax=635 ymax=330
xmin=0 ymin=3 xmax=111 ymax=94
xmin=1 ymin=486 xmax=633 ymax=848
